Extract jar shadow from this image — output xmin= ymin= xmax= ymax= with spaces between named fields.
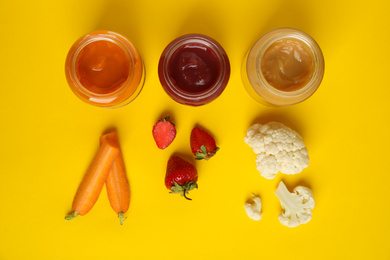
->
xmin=93 ymin=0 xmax=144 ymax=57
xmin=175 ymin=7 xmax=226 ymax=45
xmin=258 ymin=0 xmax=314 ymax=38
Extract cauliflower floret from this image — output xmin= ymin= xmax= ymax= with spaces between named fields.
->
xmin=244 ymin=122 xmax=309 ymax=179
xmin=274 ymin=181 xmax=315 ymax=228
xmin=244 ymin=194 xmax=262 ymax=221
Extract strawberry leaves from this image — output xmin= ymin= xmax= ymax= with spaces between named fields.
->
xmin=195 ymin=145 xmax=220 ymax=160
xmin=169 ymin=181 xmax=198 ymax=200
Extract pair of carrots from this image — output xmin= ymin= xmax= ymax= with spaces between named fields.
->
xmin=65 ymin=131 xmax=130 ymax=225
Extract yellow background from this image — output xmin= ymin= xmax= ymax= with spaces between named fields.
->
xmin=0 ymin=0 xmax=389 ymax=259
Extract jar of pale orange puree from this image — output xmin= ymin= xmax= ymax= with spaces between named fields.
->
xmin=65 ymin=30 xmax=144 ymax=108
xmin=242 ymin=28 xmax=324 ymax=106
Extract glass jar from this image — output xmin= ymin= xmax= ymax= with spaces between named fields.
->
xmin=242 ymin=28 xmax=324 ymax=106
xmin=158 ymin=34 xmax=230 ymax=106
xmin=65 ymin=30 xmax=145 ymax=108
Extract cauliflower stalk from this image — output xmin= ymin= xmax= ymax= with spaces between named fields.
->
xmin=244 ymin=121 xmax=309 ymax=179
xmin=274 ymin=181 xmax=315 ymax=228
xmin=244 ymin=194 xmax=262 ymax=221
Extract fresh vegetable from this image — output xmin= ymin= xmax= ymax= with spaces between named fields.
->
xmin=190 ymin=127 xmax=219 ymax=160
xmin=101 ymin=132 xmax=130 ymax=225
xmin=65 ymin=136 xmax=119 ymax=220
xmin=244 ymin=194 xmax=262 ymax=221
xmin=165 ymin=155 xmax=198 ymax=200
xmin=152 ymin=116 xmax=176 ymax=149
xmin=244 ymin=121 xmax=309 ymax=179
xmin=274 ymin=181 xmax=315 ymax=228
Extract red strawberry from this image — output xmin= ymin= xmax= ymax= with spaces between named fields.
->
xmin=190 ymin=127 xmax=219 ymax=160
xmin=152 ymin=116 xmax=176 ymax=149
xmin=165 ymin=156 xmax=198 ymax=200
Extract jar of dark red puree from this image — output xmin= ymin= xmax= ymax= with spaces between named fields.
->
xmin=158 ymin=34 xmax=230 ymax=106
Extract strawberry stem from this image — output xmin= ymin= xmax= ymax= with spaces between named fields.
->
xmin=183 ymin=191 xmax=192 ymax=201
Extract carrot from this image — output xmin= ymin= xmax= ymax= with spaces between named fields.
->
xmin=100 ymin=131 xmax=130 ymax=225
xmin=65 ymin=136 xmax=119 ymax=220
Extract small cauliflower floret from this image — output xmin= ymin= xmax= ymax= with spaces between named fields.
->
xmin=274 ymin=181 xmax=315 ymax=228
xmin=244 ymin=122 xmax=309 ymax=179
xmin=244 ymin=194 xmax=262 ymax=221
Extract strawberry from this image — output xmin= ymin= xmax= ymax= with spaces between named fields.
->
xmin=165 ymin=156 xmax=198 ymax=200
xmin=152 ymin=116 xmax=176 ymax=149
xmin=190 ymin=127 xmax=219 ymax=160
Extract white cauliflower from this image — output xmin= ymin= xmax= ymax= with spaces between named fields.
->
xmin=244 ymin=121 xmax=309 ymax=179
xmin=274 ymin=181 xmax=315 ymax=228
xmin=244 ymin=194 xmax=262 ymax=221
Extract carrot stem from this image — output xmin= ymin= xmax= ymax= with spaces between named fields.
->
xmin=118 ymin=212 xmax=125 ymax=225
xmin=65 ymin=211 xmax=79 ymax=220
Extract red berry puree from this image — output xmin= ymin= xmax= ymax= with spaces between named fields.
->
xmin=169 ymin=44 xmax=219 ymax=93
xmin=158 ymin=34 xmax=230 ymax=106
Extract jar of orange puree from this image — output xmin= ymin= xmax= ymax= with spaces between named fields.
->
xmin=242 ymin=28 xmax=324 ymax=106
xmin=65 ymin=30 xmax=144 ymax=108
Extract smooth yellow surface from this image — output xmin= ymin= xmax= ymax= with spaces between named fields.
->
xmin=0 ymin=0 xmax=389 ymax=259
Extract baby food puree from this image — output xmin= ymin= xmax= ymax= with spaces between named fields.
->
xmin=65 ymin=30 xmax=144 ymax=108
xmin=261 ymin=38 xmax=313 ymax=92
xmin=158 ymin=34 xmax=230 ymax=106
xmin=75 ymin=40 xmax=130 ymax=95
xmin=242 ymin=28 xmax=324 ymax=106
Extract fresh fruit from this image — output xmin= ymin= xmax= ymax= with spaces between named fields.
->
xmin=165 ymin=156 xmax=198 ymax=200
xmin=152 ymin=116 xmax=176 ymax=149
xmin=190 ymin=127 xmax=219 ymax=160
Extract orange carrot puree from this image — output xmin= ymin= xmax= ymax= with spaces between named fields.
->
xmin=76 ymin=40 xmax=130 ymax=94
